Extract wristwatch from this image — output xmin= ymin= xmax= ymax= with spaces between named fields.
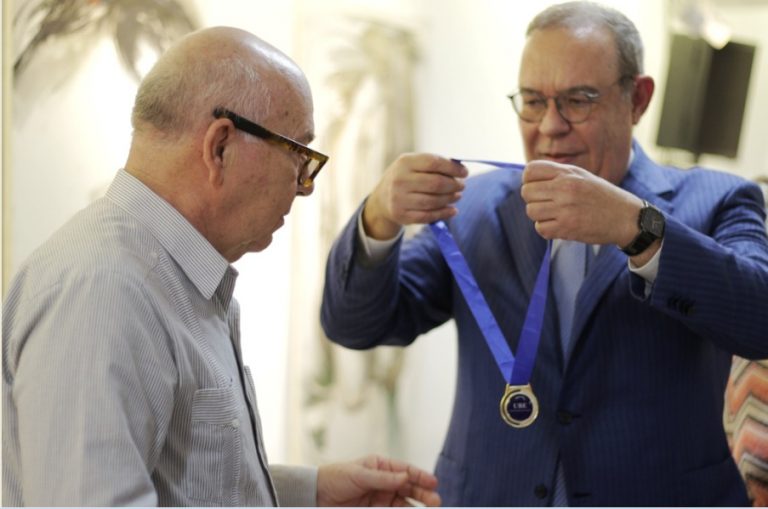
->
xmin=621 ymin=200 xmax=665 ymax=256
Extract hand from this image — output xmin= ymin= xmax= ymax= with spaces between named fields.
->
xmin=521 ymin=160 xmax=643 ymax=247
xmin=316 ymin=455 xmax=441 ymax=507
xmin=363 ymin=153 xmax=468 ymax=240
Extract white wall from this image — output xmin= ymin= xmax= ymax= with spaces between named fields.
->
xmin=5 ymin=0 xmax=768 ymax=473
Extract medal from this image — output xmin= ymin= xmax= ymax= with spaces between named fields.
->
xmin=431 ymin=161 xmax=551 ymax=429
xmin=500 ymin=383 xmax=539 ymax=428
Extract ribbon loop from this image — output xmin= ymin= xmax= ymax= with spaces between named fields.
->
xmin=431 ymin=158 xmax=550 ymax=389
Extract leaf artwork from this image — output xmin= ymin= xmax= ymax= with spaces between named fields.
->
xmin=14 ymin=0 xmax=199 ymax=82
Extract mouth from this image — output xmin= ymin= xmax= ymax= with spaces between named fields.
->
xmin=539 ymin=152 xmax=581 ymax=164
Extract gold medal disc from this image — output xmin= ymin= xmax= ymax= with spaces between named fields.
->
xmin=500 ymin=383 xmax=539 ymax=428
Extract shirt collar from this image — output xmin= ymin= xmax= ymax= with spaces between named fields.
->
xmin=106 ymin=169 xmax=235 ymax=301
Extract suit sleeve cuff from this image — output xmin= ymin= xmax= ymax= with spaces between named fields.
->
xmin=270 ymin=464 xmax=318 ymax=507
xmin=356 ymin=208 xmax=403 ymax=266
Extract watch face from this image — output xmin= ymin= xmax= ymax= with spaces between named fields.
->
xmin=640 ymin=206 xmax=665 ymax=237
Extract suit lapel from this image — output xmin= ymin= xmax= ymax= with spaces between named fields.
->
xmin=498 ymin=189 xmax=548 ymax=298
xmin=496 ymin=188 xmax=563 ymax=373
xmin=570 ymin=244 xmax=625 ymax=344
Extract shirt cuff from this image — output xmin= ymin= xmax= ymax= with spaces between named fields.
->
xmin=270 ymin=464 xmax=318 ymax=507
xmin=356 ymin=209 xmax=403 ymax=265
xmin=627 ymin=240 xmax=663 ymax=296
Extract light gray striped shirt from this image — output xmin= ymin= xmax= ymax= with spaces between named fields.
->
xmin=2 ymin=169 xmax=316 ymax=506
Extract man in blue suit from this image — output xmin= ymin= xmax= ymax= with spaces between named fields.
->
xmin=321 ymin=1 xmax=768 ymax=506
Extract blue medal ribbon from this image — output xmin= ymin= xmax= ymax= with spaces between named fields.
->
xmin=430 ymin=159 xmax=551 ymax=387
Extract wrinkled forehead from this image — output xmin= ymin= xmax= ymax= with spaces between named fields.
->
xmin=519 ymin=26 xmax=620 ymax=91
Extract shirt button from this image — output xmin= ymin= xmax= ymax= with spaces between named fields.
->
xmin=557 ymin=411 xmax=574 ymax=425
xmin=231 ymin=418 xmax=240 ymax=428
xmin=534 ymin=484 xmax=549 ymax=499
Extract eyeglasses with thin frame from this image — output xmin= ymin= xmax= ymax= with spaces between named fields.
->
xmin=508 ymin=75 xmax=634 ymax=124
xmin=213 ymin=106 xmax=329 ymax=188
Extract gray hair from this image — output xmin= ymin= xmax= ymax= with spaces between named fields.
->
xmin=131 ymin=47 xmax=271 ymax=136
xmin=527 ymin=1 xmax=644 ymax=83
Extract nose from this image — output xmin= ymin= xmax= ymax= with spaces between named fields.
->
xmin=538 ymin=98 xmax=571 ymax=137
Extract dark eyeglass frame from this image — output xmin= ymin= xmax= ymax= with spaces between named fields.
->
xmin=213 ymin=106 xmax=329 ymax=187
xmin=508 ymin=75 xmax=635 ymax=124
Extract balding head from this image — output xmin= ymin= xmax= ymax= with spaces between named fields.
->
xmin=131 ymin=26 xmax=309 ymax=137
xmin=124 ymin=27 xmax=319 ymax=261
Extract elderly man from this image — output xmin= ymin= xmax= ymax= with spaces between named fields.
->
xmin=2 ymin=26 xmax=440 ymax=507
xmin=321 ymin=1 xmax=768 ymax=506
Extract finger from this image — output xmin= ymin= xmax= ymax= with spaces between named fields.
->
xmin=360 ymin=455 xmax=439 ymax=490
xmin=357 ymin=468 xmax=409 ymax=492
xmin=374 ymin=457 xmax=439 ymax=489
xmin=403 ymin=191 xmax=463 ymax=212
xmin=394 ymin=488 xmax=441 ymax=507
xmin=533 ymin=218 xmax=566 ymax=240
xmin=405 ymin=488 xmax=442 ymax=507
xmin=522 ymin=160 xmax=560 ymax=184
xmin=403 ymin=170 xmax=466 ymax=196
xmin=389 ymin=466 xmax=441 ymax=506
xmin=390 ymin=494 xmax=440 ymax=508
xmin=523 ymin=171 xmax=590 ymax=209
xmin=525 ymin=201 xmax=560 ymax=224
xmin=522 ymin=159 xmax=569 ymax=184
xmin=397 ymin=153 xmax=468 ymax=180
xmin=364 ymin=454 xmax=415 ymax=474
xmin=367 ymin=189 xmax=461 ymax=232
xmin=360 ymin=458 xmax=442 ymax=507
xmin=420 ymin=156 xmax=469 ymax=179
xmin=404 ymin=464 xmax=438 ymax=489
xmin=520 ymin=180 xmax=555 ymax=204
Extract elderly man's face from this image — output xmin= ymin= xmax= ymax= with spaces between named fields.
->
xmin=517 ymin=26 xmax=638 ymax=185
xmin=219 ymin=81 xmax=317 ymax=261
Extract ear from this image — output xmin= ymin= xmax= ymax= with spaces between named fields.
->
xmin=202 ymin=118 xmax=235 ymax=188
xmin=630 ymin=75 xmax=655 ymax=125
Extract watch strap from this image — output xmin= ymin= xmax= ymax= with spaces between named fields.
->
xmin=621 ymin=200 xmax=661 ymax=256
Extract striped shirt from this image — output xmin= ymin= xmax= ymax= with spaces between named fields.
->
xmin=2 ymin=169 xmax=316 ymax=506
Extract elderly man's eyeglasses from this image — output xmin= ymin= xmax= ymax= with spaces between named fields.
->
xmin=508 ymin=76 xmax=634 ymax=124
xmin=213 ymin=107 xmax=329 ymax=188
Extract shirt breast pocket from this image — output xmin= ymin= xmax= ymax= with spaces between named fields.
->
xmin=185 ymin=385 xmax=243 ymax=505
